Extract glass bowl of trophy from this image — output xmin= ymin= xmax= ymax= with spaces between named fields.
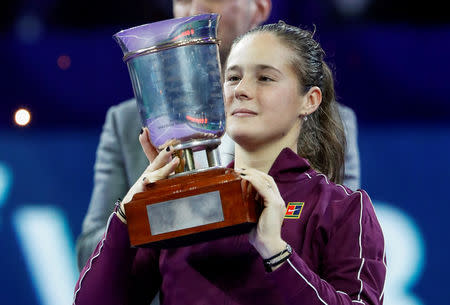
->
xmin=114 ymin=14 xmax=261 ymax=248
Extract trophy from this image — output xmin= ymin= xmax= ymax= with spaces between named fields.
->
xmin=114 ymin=14 xmax=260 ymax=247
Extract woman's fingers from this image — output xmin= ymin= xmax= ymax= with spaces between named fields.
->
xmin=147 ymin=145 xmax=176 ymax=172
xmin=123 ymin=134 xmax=180 ymax=205
xmin=143 ymin=156 xmax=180 ymax=184
xmin=139 ymin=127 xmax=158 ymax=163
xmin=236 ymin=168 xmax=279 ymax=206
xmin=240 ymin=179 xmax=254 ymax=201
xmin=122 ymin=150 xmax=179 ymax=205
xmin=140 ymin=128 xmax=181 ymax=174
xmin=236 ymin=168 xmax=287 ymax=257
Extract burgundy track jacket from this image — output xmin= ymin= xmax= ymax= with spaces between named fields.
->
xmin=73 ymin=148 xmax=386 ymax=305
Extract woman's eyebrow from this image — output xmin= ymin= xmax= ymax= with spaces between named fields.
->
xmin=255 ymin=64 xmax=282 ymax=74
xmin=225 ymin=65 xmax=240 ymax=73
xmin=225 ymin=64 xmax=281 ymax=74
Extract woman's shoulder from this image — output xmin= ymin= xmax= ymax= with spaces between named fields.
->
xmin=302 ymin=169 xmax=373 ymax=209
xmin=300 ymin=170 xmax=379 ymax=234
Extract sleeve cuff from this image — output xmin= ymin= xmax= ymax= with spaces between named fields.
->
xmin=267 ymin=250 xmax=310 ymax=296
xmin=103 ymin=213 xmax=132 ymax=250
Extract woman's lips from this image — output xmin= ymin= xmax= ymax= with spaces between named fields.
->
xmin=231 ymin=108 xmax=257 ymax=117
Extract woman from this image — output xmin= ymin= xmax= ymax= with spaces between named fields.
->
xmin=73 ymin=22 xmax=386 ymax=305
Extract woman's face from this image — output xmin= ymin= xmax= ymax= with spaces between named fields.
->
xmin=224 ymin=32 xmax=309 ymax=150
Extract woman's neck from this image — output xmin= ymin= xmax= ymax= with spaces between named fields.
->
xmin=234 ymin=137 xmax=298 ymax=173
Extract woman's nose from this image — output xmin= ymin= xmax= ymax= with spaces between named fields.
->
xmin=234 ymin=78 xmax=252 ymax=101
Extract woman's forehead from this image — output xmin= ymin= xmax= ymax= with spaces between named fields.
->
xmin=226 ymin=32 xmax=294 ymax=72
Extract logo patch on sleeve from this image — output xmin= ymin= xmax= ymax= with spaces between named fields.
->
xmin=284 ymin=202 xmax=304 ymax=219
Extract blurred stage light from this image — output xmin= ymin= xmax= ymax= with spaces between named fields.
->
xmin=12 ymin=206 xmax=78 ymax=305
xmin=0 ymin=163 xmax=12 ymax=226
xmin=14 ymin=108 xmax=31 ymax=126
xmin=0 ymin=163 xmax=12 ymax=208
xmin=375 ymin=201 xmax=425 ymax=305
xmin=333 ymin=0 xmax=371 ymax=16
xmin=15 ymin=14 xmax=44 ymax=44
xmin=57 ymin=55 xmax=72 ymax=71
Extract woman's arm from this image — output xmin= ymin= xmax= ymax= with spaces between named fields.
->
xmin=73 ymin=213 xmax=140 ymax=305
xmin=238 ymin=168 xmax=386 ymax=305
xmin=268 ymin=190 xmax=386 ymax=305
xmin=73 ymin=129 xmax=180 ymax=305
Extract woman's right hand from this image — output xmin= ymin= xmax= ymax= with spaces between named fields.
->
xmin=118 ymin=128 xmax=180 ymax=222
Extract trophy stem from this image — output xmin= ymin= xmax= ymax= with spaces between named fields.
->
xmin=206 ymin=147 xmax=221 ymax=167
xmin=184 ymin=148 xmax=195 ymax=171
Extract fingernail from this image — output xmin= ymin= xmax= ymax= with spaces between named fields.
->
xmin=140 ymin=128 xmax=144 ymax=135
xmin=166 ymin=146 xmax=171 ymax=152
xmin=146 ymin=181 xmax=155 ymax=187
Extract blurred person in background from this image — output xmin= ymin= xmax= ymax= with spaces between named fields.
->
xmin=76 ymin=0 xmax=360 ymax=277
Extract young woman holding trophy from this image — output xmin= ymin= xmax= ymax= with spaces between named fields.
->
xmin=73 ymin=22 xmax=386 ymax=305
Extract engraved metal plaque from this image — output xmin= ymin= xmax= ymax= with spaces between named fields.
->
xmin=146 ymin=190 xmax=224 ymax=235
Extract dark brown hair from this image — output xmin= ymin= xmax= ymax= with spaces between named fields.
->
xmin=232 ymin=21 xmax=346 ymax=183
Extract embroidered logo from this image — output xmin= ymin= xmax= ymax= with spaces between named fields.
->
xmin=284 ymin=202 xmax=304 ymax=219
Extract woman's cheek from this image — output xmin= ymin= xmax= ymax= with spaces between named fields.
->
xmin=223 ymin=87 xmax=233 ymax=112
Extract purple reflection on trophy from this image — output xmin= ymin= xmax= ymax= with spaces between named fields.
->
xmin=114 ymin=14 xmax=225 ymax=167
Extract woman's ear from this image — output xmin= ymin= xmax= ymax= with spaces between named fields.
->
xmin=250 ymin=0 xmax=272 ymax=28
xmin=301 ymin=86 xmax=322 ymax=115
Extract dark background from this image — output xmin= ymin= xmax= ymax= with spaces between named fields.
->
xmin=1 ymin=1 xmax=449 ymax=304
xmin=2 ymin=0 xmax=450 ymax=128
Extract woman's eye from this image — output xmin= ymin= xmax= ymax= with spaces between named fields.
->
xmin=226 ymin=75 xmax=240 ymax=82
xmin=259 ymin=76 xmax=274 ymax=82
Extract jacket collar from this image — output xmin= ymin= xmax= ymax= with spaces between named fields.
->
xmin=227 ymin=148 xmax=311 ymax=182
xmin=268 ymin=148 xmax=311 ymax=182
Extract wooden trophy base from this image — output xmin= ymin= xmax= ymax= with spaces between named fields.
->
xmin=124 ymin=167 xmax=261 ymax=248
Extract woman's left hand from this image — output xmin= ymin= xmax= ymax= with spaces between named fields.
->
xmin=235 ymin=168 xmax=287 ymax=259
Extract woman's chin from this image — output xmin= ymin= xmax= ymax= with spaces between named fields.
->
xmin=228 ymin=130 xmax=255 ymax=146
xmin=228 ymin=131 xmax=265 ymax=151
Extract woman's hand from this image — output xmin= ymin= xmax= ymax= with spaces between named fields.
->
xmin=118 ymin=128 xmax=180 ymax=223
xmin=235 ymin=168 xmax=287 ymax=259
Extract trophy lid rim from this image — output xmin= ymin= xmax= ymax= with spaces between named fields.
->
xmin=113 ymin=13 xmax=220 ymax=57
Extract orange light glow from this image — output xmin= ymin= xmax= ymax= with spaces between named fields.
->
xmin=186 ymin=115 xmax=208 ymax=124
xmin=172 ymin=28 xmax=195 ymax=41
xmin=57 ymin=55 xmax=71 ymax=70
